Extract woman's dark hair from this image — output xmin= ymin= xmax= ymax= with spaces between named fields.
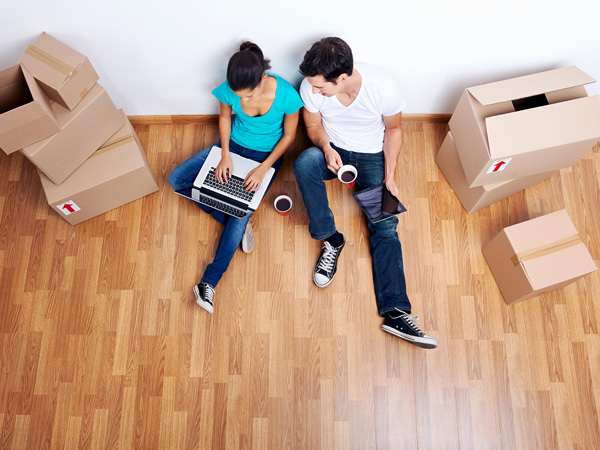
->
xmin=226 ymin=41 xmax=271 ymax=91
xmin=299 ymin=37 xmax=353 ymax=83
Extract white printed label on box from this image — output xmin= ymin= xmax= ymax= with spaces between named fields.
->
xmin=486 ymin=158 xmax=512 ymax=174
xmin=57 ymin=201 xmax=81 ymax=215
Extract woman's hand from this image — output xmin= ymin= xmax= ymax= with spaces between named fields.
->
xmin=215 ymin=154 xmax=233 ymax=183
xmin=244 ymin=165 xmax=269 ymax=192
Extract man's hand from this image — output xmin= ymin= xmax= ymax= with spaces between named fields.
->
xmin=384 ymin=177 xmax=400 ymax=197
xmin=244 ymin=165 xmax=268 ymax=192
xmin=215 ymin=154 xmax=232 ymax=183
xmin=324 ymin=147 xmax=344 ymax=174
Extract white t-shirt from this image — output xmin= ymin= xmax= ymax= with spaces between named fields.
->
xmin=300 ymin=63 xmax=406 ymax=153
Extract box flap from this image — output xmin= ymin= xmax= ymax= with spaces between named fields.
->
xmin=467 ymin=66 xmax=596 ymax=106
xmin=486 ymin=95 xmax=600 ymax=157
xmin=504 ymin=210 xmax=576 ymax=251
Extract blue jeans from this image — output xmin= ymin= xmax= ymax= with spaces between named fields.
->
xmin=293 ymin=144 xmax=411 ymax=315
xmin=168 ymin=140 xmax=282 ymax=287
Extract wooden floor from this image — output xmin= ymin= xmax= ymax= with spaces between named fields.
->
xmin=1 ymin=117 xmax=599 ymax=449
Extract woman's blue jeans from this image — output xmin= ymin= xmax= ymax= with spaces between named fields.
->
xmin=293 ymin=145 xmax=411 ymax=315
xmin=168 ymin=140 xmax=281 ymax=288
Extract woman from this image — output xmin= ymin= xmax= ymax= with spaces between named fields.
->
xmin=168 ymin=42 xmax=303 ymax=314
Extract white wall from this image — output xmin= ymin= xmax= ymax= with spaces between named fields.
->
xmin=2 ymin=0 xmax=599 ymax=115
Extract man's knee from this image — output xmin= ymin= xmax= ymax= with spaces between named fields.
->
xmin=294 ymin=147 xmax=324 ymax=177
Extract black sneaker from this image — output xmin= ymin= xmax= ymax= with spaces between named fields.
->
xmin=193 ymin=282 xmax=215 ymax=314
xmin=381 ymin=309 xmax=438 ymax=349
xmin=313 ymin=233 xmax=345 ymax=288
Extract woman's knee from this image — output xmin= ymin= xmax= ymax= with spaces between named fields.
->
xmin=167 ymin=169 xmax=180 ymax=189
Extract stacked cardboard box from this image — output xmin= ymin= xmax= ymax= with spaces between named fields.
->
xmin=39 ymin=110 xmax=159 ymax=225
xmin=437 ymin=66 xmax=600 ymax=214
xmin=0 ymin=32 xmax=158 ymax=225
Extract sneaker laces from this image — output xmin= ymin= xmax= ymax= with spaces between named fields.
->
xmin=389 ymin=310 xmax=424 ymax=336
xmin=202 ymin=283 xmax=215 ymax=304
xmin=402 ymin=314 xmax=424 ymax=336
xmin=317 ymin=241 xmax=338 ymax=273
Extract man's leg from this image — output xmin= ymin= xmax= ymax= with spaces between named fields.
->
xmin=355 ymin=151 xmax=438 ymax=349
xmin=368 ymin=217 xmax=412 ymax=314
xmin=294 ymin=146 xmax=346 ymax=287
xmin=293 ymin=147 xmax=338 ymax=239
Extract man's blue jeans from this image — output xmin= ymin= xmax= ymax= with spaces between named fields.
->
xmin=168 ymin=140 xmax=281 ymax=288
xmin=293 ymin=145 xmax=411 ymax=315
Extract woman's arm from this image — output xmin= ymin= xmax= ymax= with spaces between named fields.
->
xmin=243 ymin=110 xmax=300 ymax=191
xmin=215 ymin=102 xmax=233 ymax=183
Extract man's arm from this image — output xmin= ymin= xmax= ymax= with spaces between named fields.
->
xmin=303 ymin=108 xmax=344 ymax=174
xmin=382 ymin=111 xmax=403 ymax=197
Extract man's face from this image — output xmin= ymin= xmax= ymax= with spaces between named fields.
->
xmin=306 ymin=75 xmax=343 ymax=97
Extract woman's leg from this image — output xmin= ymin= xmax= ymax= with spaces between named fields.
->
xmin=201 ymin=214 xmax=251 ymax=287
xmin=168 ymin=142 xmax=227 ymax=224
xmin=198 ymin=143 xmax=283 ymax=288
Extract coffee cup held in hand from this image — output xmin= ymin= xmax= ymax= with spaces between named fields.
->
xmin=338 ymin=165 xmax=357 ymax=187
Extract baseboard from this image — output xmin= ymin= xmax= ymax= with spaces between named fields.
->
xmin=127 ymin=114 xmax=451 ymax=125
xmin=128 ymin=115 xmax=220 ymax=125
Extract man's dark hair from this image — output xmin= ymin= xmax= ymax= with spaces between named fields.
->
xmin=227 ymin=41 xmax=271 ymax=91
xmin=299 ymin=37 xmax=353 ymax=83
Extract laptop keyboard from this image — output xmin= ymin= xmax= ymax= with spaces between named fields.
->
xmin=195 ymin=193 xmax=247 ymax=218
xmin=204 ymin=169 xmax=256 ymax=203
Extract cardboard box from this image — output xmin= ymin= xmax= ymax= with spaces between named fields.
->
xmin=0 ymin=64 xmax=60 ymax=154
xmin=39 ymin=110 xmax=159 ymax=225
xmin=436 ymin=132 xmax=556 ymax=213
xmin=21 ymin=83 xmax=122 ymax=184
xmin=449 ymin=66 xmax=600 ymax=187
xmin=18 ymin=32 xmax=99 ymax=110
xmin=482 ymin=210 xmax=597 ymax=304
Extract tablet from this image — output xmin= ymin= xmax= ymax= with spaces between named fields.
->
xmin=352 ymin=184 xmax=407 ymax=223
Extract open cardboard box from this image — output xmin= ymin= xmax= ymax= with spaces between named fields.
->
xmin=18 ymin=32 xmax=99 ymax=111
xmin=449 ymin=66 xmax=600 ymax=187
xmin=21 ymin=83 xmax=122 ymax=184
xmin=39 ymin=110 xmax=159 ymax=225
xmin=482 ymin=209 xmax=597 ymax=304
xmin=0 ymin=64 xmax=59 ymax=154
xmin=436 ymin=132 xmax=555 ymax=214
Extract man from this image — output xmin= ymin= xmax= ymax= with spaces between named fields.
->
xmin=294 ymin=37 xmax=438 ymax=349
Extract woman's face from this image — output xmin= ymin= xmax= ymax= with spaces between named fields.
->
xmin=233 ymin=74 xmax=267 ymax=101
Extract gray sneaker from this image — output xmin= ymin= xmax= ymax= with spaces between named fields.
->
xmin=241 ymin=222 xmax=255 ymax=253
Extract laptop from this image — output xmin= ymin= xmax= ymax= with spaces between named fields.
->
xmin=175 ymin=146 xmax=275 ymax=218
